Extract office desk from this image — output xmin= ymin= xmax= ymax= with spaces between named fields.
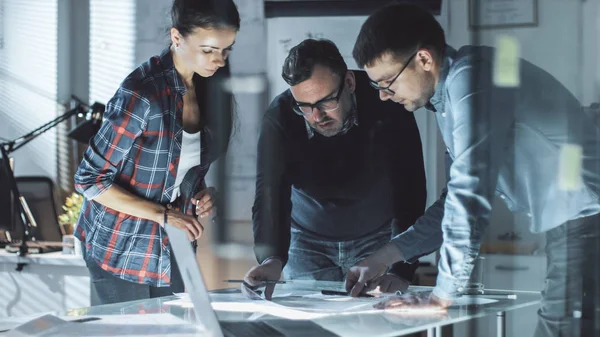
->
xmin=0 ymin=251 xmax=91 ymax=317
xmin=58 ymin=281 xmax=540 ymax=337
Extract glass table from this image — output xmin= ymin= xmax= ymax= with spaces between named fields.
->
xmin=55 ymin=281 xmax=541 ymax=337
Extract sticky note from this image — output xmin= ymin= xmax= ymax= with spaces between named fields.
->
xmin=493 ymin=35 xmax=521 ymax=88
xmin=558 ymin=143 xmax=583 ymax=191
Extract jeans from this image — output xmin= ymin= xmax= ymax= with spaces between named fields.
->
xmin=82 ymin=243 xmax=184 ymax=306
xmin=535 ymin=212 xmax=600 ymax=337
xmin=283 ymin=226 xmax=392 ymax=281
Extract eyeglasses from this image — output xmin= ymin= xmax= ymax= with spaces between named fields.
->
xmin=369 ymin=52 xmax=418 ymax=95
xmin=293 ymin=79 xmax=345 ymax=116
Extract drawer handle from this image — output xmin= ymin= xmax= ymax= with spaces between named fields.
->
xmin=495 ymin=265 xmax=530 ymax=271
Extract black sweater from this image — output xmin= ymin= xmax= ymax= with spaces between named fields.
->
xmin=252 ymin=71 xmax=427 ymax=280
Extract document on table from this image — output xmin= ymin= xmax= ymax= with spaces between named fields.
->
xmin=165 ymin=291 xmax=384 ymax=320
xmin=166 ymin=292 xmax=331 ymax=320
xmin=164 ymin=290 xmax=499 ymax=320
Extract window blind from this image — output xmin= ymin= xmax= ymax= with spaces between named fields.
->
xmin=0 ymin=0 xmax=58 ymax=179
xmin=89 ymin=0 xmax=136 ymax=105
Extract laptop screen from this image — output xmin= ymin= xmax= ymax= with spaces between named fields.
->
xmin=165 ymin=224 xmax=224 ymax=337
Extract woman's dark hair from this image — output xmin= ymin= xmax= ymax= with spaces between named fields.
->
xmin=282 ymin=39 xmax=348 ymax=86
xmin=353 ymin=4 xmax=445 ymax=68
xmin=171 ymin=0 xmax=240 ymax=161
xmin=171 ymin=0 xmax=240 ymax=35
xmin=194 ymin=64 xmax=236 ymax=162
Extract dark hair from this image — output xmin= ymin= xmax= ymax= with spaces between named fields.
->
xmin=193 ymin=64 xmax=236 ymax=162
xmin=353 ymin=4 xmax=445 ymax=68
xmin=171 ymin=0 xmax=240 ymax=160
xmin=282 ymin=39 xmax=348 ymax=86
xmin=171 ymin=0 xmax=241 ymax=36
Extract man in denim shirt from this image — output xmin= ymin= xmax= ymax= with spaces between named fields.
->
xmin=345 ymin=4 xmax=600 ymax=337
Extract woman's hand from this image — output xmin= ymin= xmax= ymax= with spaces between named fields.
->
xmin=166 ymin=211 xmax=204 ymax=241
xmin=191 ymin=187 xmax=217 ymax=218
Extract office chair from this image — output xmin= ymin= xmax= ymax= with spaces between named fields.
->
xmin=13 ymin=176 xmax=63 ymax=244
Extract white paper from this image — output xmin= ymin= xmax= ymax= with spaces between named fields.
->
xmin=167 ymin=291 xmax=382 ymax=319
xmin=166 ymin=291 xmax=498 ymax=321
xmin=163 ymin=298 xmax=195 ymax=309
xmin=211 ymin=302 xmax=328 ymax=320
xmin=165 ymin=296 xmax=328 ymax=320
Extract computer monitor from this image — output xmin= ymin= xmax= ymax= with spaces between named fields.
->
xmin=0 ymin=155 xmax=18 ymax=238
xmin=15 ymin=176 xmax=63 ymax=242
xmin=0 ymin=158 xmax=62 ymax=244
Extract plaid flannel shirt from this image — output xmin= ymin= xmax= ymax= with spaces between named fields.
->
xmin=74 ymin=48 xmax=211 ymax=287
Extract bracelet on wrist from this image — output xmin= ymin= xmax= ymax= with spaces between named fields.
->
xmin=162 ymin=207 xmax=169 ymax=228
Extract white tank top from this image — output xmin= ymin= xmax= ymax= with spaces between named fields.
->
xmin=171 ymin=130 xmax=201 ymax=202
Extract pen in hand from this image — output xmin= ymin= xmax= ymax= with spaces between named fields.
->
xmin=321 ymin=290 xmax=374 ymax=298
xmin=71 ymin=317 xmax=102 ymax=323
xmin=224 ymin=279 xmax=288 ymax=285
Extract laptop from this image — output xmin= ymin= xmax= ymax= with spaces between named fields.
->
xmin=165 ymin=224 xmax=339 ymax=337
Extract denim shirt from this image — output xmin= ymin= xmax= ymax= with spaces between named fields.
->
xmin=392 ymin=45 xmax=600 ymax=299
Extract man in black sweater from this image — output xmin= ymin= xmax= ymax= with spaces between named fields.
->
xmin=243 ymin=39 xmax=426 ymax=299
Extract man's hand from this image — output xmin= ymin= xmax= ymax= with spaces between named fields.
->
xmin=191 ymin=187 xmax=217 ymax=218
xmin=345 ymin=243 xmax=405 ymax=297
xmin=373 ymin=291 xmax=452 ymax=311
xmin=345 ymin=258 xmax=389 ymax=297
xmin=243 ymin=258 xmax=283 ymax=300
xmin=166 ymin=211 xmax=204 ymax=241
xmin=371 ymin=273 xmax=410 ymax=294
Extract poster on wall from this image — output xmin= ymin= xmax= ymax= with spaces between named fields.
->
xmin=265 ymin=0 xmax=442 ymax=17
xmin=469 ymin=0 xmax=538 ymax=29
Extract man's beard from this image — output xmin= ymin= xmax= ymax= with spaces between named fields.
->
xmin=314 ymin=93 xmax=358 ymax=137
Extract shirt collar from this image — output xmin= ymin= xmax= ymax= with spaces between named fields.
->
xmin=428 ymin=45 xmax=457 ymax=112
xmin=160 ymin=46 xmax=187 ymax=96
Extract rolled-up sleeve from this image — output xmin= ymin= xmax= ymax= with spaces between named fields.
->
xmin=74 ymin=87 xmax=150 ymax=199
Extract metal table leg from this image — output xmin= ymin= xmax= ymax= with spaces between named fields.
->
xmin=497 ymin=311 xmax=506 ymax=337
xmin=426 ymin=326 xmax=443 ymax=337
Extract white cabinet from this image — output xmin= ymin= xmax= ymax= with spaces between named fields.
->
xmin=483 ymin=254 xmax=546 ymax=291
xmin=0 ymin=252 xmax=91 ymax=317
xmin=453 ymin=254 xmax=546 ymax=337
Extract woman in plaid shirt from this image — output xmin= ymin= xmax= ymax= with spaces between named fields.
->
xmin=74 ymin=0 xmax=240 ymax=305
